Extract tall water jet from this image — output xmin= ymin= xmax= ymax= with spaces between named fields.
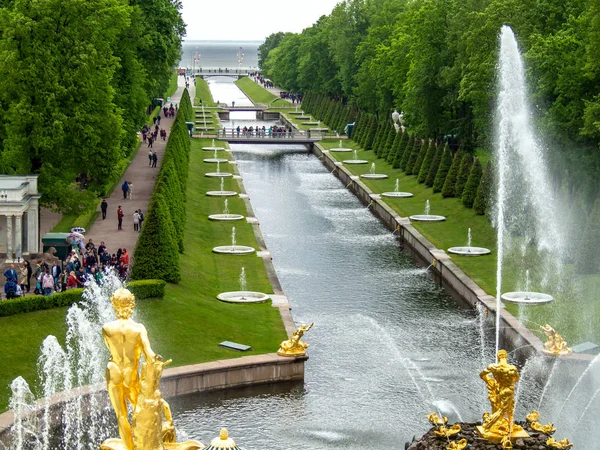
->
xmin=217 ymin=266 xmax=270 ymax=303
xmin=410 ymin=199 xmax=446 ymax=222
xmin=360 ymin=162 xmax=388 ymax=180
xmin=495 ymin=26 xmax=558 ymax=329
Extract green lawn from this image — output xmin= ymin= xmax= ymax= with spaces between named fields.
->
xmin=235 ymin=77 xmax=277 ymax=105
xmin=0 ymin=138 xmax=286 ymax=411
xmin=268 ymin=108 xmax=320 ymax=131
xmin=195 ymin=77 xmax=217 ymax=107
xmin=320 ymin=138 xmax=600 ymax=346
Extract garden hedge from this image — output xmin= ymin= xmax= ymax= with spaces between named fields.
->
xmin=441 ymin=150 xmax=464 ymax=197
xmin=0 ymin=279 xmax=165 ymax=317
xmin=425 ymin=144 xmax=444 ymax=187
xmin=462 ymin=157 xmax=482 ymax=207
xmin=474 ymin=161 xmax=493 ymax=215
xmin=454 ymin=153 xmax=474 ymax=197
xmin=418 ymin=141 xmax=435 ymax=183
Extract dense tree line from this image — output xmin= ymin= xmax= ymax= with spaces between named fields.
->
xmin=0 ymin=0 xmax=185 ymax=214
xmin=259 ymin=0 xmax=600 ymax=208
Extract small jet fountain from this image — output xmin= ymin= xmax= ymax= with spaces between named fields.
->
xmin=217 ymin=267 xmax=270 ymax=303
xmin=212 ymin=226 xmax=255 ymax=255
xmin=204 ymin=147 xmax=229 ymax=164
xmin=360 ymin=163 xmax=388 ymax=180
xmin=208 ymin=199 xmax=244 ymax=222
xmin=501 ymin=270 xmax=554 ymax=305
xmin=409 ymin=200 xmax=446 ymax=222
xmin=448 ymin=228 xmax=491 ymax=256
xmin=206 ymin=177 xmax=238 ymax=197
xmin=205 ymin=161 xmax=233 ymax=178
xmin=330 ymin=139 xmax=353 ymax=153
xmin=382 ymin=178 xmax=413 ymax=198
xmin=343 ymin=149 xmax=368 ymax=164
xmin=202 ymin=138 xmax=226 ymax=151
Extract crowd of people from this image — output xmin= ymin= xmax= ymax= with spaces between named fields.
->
xmin=2 ymin=240 xmax=131 ymax=299
xmin=248 ymin=72 xmax=302 ymax=104
xmin=227 ymin=125 xmax=294 ymax=138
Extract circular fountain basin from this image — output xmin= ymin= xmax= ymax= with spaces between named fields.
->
xmin=217 ymin=291 xmax=271 ymax=304
xmin=202 ymin=146 xmax=226 ymax=151
xmin=448 ymin=246 xmax=491 ymax=256
xmin=501 ymin=291 xmax=554 ymax=305
xmin=203 ymin=158 xmax=229 ymax=163
xmin=343 ymin=159 xmax=369 ymax=164
xmin=205 ymin=172 xmax=233 ymax=178
xmin=212 ymin=246 xmax=255 ymax=255
xmin=382 ymin=192 xmax=414 ymax=198
xmin=330 ymin=148 xmax=353 ymax=152
xmin=208 ymin=214 xmax=245 ymax=221
xmin=361 ymin=174 xmax=389 ymax=180
xmin=206 ymin=191 xmax=238 ymax=197
xmin=409 ymin=214 xmax=446 ymax=222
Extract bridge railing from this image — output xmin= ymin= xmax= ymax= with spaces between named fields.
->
xmin=216 ymin=128 xmax=325 ymax=140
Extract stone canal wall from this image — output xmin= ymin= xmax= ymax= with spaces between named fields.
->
xmin=312 ymin=143 xmax=593 ymax=366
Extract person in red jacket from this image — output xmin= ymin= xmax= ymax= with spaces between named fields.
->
xmin=119 ymin=248 xmax=130 ymax=278
xmin=117 ymin=206 xmax=124 ymax=230
xmin=66 ymin=271 xmax=81 ymax=290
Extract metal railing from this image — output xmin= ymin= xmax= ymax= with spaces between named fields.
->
xmin=216 ymin=128 xmax=325 ymax=140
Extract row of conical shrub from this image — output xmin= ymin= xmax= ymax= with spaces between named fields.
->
xmin=349 ymin=115 xmax=493 ymax=215
xmin=131 ymin=88 xmax=193 ymax=283
xmin=301 ymin=91 xmax=356 ymax=134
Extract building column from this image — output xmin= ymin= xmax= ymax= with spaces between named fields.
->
xmin=6 ymin=215 xmax=13 ymax=261
xmin=14 ymin=214 xmax=22 ymax=261
xmin=27 ymin=201 xmax=39 ymax=254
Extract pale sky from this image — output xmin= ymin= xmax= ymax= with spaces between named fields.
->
xmin=180 ymin=0 xmax=343 ymax=41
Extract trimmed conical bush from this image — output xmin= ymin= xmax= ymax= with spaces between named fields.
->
xmin=425 ymin=144 xmax=444 ymax=187
xmin=391 ymin=132 xmax=407 ymax=168
xmin=382 ymin=126 xmax=396 ymax=162
xmin=417 ymin=141 xmax=435 ymax=184
xmin=474 ymin=161 xmax=493 ymax=215
xmin=462 ymin=157 xmax=482 ymax=207
xmin=433 ymin=146 xmax=453 ymax=193
xmin=455 ymin=153 xmax=474 ymax=197
xmin=411 ymin=139 xmax=429 ymax=176
xmin=441 ymin=150 xmax=464 ymax=197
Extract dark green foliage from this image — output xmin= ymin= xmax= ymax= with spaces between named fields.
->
xmin=441 ymin=150 xmax=464 ymax=197
xmin=400 ymin=136 xmax=417 ymax=172
xmin=411 ymin=139 xmax=429 ymax=176
xmin=474 ymin=161 xmax=493 ymax=215
xmin=372 ymin=122 xmax=386 ymax=156
xmin=353 ymin=113 xmax=365 ymax=143
xmin=179 ymin=89 xmax=194 ymax=122
xmin=363 ymin=115 xmax=377 ymax=149
xmin=381 ymin=126 xmax=396 ymax=161
xmin=128 ymin=279 xmax=167 ymax=300
xmin=455 ymin=153 xmax=474 ymax=197
xmin=425 ymin=144 xmax=444 ymax=187
xmin=132 ymin=193 xmax=181 ymax=283
xmin=462 ymin=158 xmax=483 ymax=208
xmin=433 ymin=146 xmax=453 ymax=193
xmin=405 ymin=138 xmax=421 ymax=175
xmin=392 ymin=132 xmax=408 ymax=169
xmin=577 ymin=199 xmax=600 ymax=274
xmin=417 ymin=141 xmax=435 ymax=183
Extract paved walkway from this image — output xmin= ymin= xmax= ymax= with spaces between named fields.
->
xmin=85 ymin=76 xmax=192 ymax=256
xmin=248 ymin=76 xmax=297 ymax=105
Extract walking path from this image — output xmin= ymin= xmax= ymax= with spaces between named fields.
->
xmin=85 ymin=76 xmax=192 ymax=256
xmin=249 ymin=76 xmax=295 ymax=105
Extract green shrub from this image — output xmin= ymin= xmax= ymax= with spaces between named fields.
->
xmin=400 ymin=136 xmax=417 ymax=172
xmin=0 ymin=289 xmax=84 ymax=317
xmin=433 ymin=146 xmax=453 ymax=193
xmin=411 ymin=139 xmax=428 ymax=176
xmin=474 ymin=161 xmax=493 ymax=215
xmin=454 ymin=153 xmax=474 ymax=197
xmin=462 ymin=157 xmax=483 ymax=207
xmin=381 ymin=126 xmax=396 ymax=161
xmin=391 ymin=131 xmax=406 ymax=168
xmin=417 ymin=141 xmax=435 ymax=183
xmin=363 ymin=115 xmax=377 ymax=150
xmin=132 ymin=193 xmax=181 ymax=283
xmin=372 ymin=122 xmax=385 ymax=156
xmin=128 ymin=279 xmax=167 ymax=299
xmin=441 ymin=150 xmax=463 ymax=197
xmin=426 ymin=144 xmax=445 ymax=187
xmin=577 ymin=199 xmax=600 ymax=274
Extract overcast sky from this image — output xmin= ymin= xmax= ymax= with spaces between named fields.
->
xmin=180 ymin=0 xmax=343 ymax=41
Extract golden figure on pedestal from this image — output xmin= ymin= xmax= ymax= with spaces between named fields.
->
xmin=540 ymin=324 xmax=572 ymax=356
xmin=477 ymin=349 xmax=529 ymax=447
xmin=277 ymin=323 xmax=313 ymax=357
xmin=427 ymin=412 xmax=448 ymax=426
xmin=446 ymin=439 xmax=467 ymax=450
xmin=546 ymin=437 xmax=574 ymax=449
xmin=434 ymin=424 xmax=461 ymax=438
xmin=100 ymin=288 xmax=204 ymax=450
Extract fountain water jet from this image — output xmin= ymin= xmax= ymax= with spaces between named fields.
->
xmin=343 ymin=149 xmax=368 ymax=165
xmin=208 ymin=198 xmax=244 ymax=221
xmin=202 ymin=138 xmax=225 ymax=151
xmin=205 ymin=160 xmax=233 ymax=178
xmin=382 ymin=178 xmax=413 ymax=198
xmin=330 ymin=140 xmax=352 ymax=152
xmin=360 ymin=163 xmax=388 ymax=180
xmin=212 ymin=226 xmax=255 ymax=255
xmin=448 ymin=228 xmax=491 ymax=256
xmin=206 ymin=177 xmax=238 ymax=197
xmin=410 ymin=200 xmax=446 ymax=222
xmin=217 ymin=267 xmax=270 ymax=303
xmin=204 ymin=147 xmax=228 ymax=164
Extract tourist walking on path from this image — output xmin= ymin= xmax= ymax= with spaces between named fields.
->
xmin=117 ymin=205 xmax=124 ymax=230
xmin=101 ymin=199 xmax=108 ymax=219
xmin=152 ymin=152 xmax=158 ymax=168
xmin=121 ymin=181 xmax=129 ymax=199
xmin=148 ymin=149 xmax=153 ymax=166
xmin=138 ymin=209 xmax=144 ymax=232
xmin=128 ymin=181 xmax=133 ymax=200
xmin=85 ymin=75 xmax=191 ymax=265
xmin=133 ymin=211 xmax=140 ymax=232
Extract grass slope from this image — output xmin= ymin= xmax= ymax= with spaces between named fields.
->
xmin=235 ymin=77 xmax=276 ymax=104
xmin=0 ymin=138 xmax=286 ymax=412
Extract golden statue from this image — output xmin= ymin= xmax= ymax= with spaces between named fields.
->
xmin=546 ymin=437 xmax=574 ymax=449
xmin=477 ymin=349 xmax=529 ymax=446
xmin=434 ymin=424 xmax=461 ymax=438
xmin=531 ymin=421 xmax=556 ymax=435
xmin=100 ymin=288 xmax=204 ymax=450
xmin=278 ymin=323 xmax=313 ymax=357
xmin=446 ymin=438 xmax=467 ymax=450
xmin=525 ymin=410 xmax=539 ymax=423
xmin=427 ymin=412 xmax=448 ymax=426
xmin=541 ymin=324 xmax=572 ymax=356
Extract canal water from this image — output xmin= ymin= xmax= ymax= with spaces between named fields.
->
xmin=170 ymin=96 xmax=507 ymax=448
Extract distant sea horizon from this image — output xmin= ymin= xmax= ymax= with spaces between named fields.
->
xmin=179 ymin=40 xmax=261 ymax=70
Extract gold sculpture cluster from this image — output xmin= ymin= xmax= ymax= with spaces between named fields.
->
xmin=526 ymin=411 xmax=572 ymax=449
xmin=427 ymin=413 xmax=464 ymax=450
xmin=277 ymin=323 xmax=313 ymax=357
xmin=540 ymin=324 xmax=572 ymax=356
xmin=100 ymin=288 xmax=204 ymax=450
